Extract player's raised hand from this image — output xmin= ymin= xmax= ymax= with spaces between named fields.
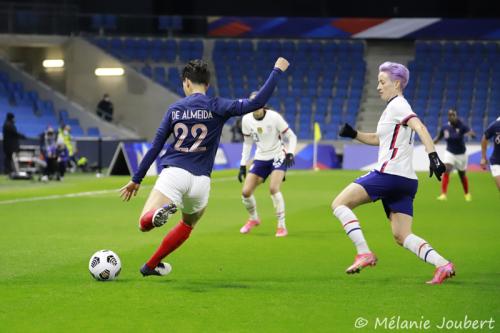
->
xmin=119 ymin=180 xmax=140 ymax=201
xmin=274 ymin=57 xmax=289 ymax=72
xmin=428 ymin=152 xmax=446 ymax=181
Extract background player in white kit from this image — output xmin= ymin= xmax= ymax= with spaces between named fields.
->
xmin=237 ymin=92 xmax=297 ymax=237
xmin=334 ymin=62 xmax=455 ymax=284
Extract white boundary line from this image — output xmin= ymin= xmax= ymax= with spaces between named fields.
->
xmin=0 ymin=170 xmax=328 ymax=205
xmin=0 ymin=175 xmax=233 ymax=205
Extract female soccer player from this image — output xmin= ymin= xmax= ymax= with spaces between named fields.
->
xmin=119 ymin=57 xmax=289 ymax=277
xmin=433 ymin=108 xmax=475 ymax=201
xmin=237 ymin=92 xmax=297 ymax=237
xmin=335 ymin=62 xmax=455 ymax=285
xmin=480 ymin=117 xmax=500 ymax=191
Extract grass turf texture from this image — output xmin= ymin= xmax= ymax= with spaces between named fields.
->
xmin=0 ymin=170 xmax=498 ymax=332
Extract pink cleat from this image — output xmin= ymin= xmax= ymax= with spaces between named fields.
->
xmin=426 ymin=262 xmax=455 ymax=285
xmin=345 ymin=253 xmax=377 ymax=274
xmin=240 ymin=219 xmax=260 ymax=234
xmin=275 ymin=227 xmax=288 ymax=237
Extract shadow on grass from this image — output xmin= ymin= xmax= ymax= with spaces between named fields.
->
xmin=164 ymin=279 xmax=252 ymax=293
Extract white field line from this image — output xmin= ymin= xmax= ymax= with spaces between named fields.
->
xmin=0 ymin=170 xmax=329 ymax=205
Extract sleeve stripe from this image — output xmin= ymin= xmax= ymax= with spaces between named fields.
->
xmin=281 ymin=127 xmax=289 ymax=134
xmin=402 ymin=114 xmax=417 ymax=125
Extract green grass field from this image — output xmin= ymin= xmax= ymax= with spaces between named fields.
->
xmin=0 ymin=170 xmax=499 ymax=332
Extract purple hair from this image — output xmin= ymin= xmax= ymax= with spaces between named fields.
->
xmin=379 ymin=62 xmax=410 ymax=90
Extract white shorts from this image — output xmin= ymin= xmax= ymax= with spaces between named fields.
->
xmin=443 ymin=151 xmax=468 ymax=171
xmin=153 ymin=167 xmax=211 ymax=214
xmin=491 ymin=164 xmax=500 ymax=177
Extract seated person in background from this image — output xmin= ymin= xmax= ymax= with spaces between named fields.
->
xmin=40 ymin=127 xmax=58 ymax=181
xmin=96 ymin=93 xmax=114 ymax=122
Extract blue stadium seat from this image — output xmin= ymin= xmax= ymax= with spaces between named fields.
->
xmin=87 ymin=127 xmax=101 ymax=137
xmin=71 ymin=125 xmax=85 ymax=137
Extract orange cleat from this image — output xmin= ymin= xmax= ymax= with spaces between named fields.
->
xmin=346 ymin=253 xmax=377 ymax=274
xmin=426 ymin=262 xmax=455 ymax=285
xmin=240 ymin=219 xmax=260 ymax=234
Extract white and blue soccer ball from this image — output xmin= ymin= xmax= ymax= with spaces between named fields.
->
xmin=88 ymin=250 xmax=122 ymax=281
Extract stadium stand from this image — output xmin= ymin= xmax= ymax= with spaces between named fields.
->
xmin=90 ymin=37 xmax=366 ymax=140
xmin=408 ymin=41 xmax=499 ymax=141
xmin=0 ymin=71 xmax=88 ymax=138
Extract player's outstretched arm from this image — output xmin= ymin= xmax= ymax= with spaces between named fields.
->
xmin=241 ymin=57 xmax=289 ymax=113
xmin=218 ymin=57 xmax=289 ymax=117
xmin=119 ymin=181 xmax=140 ymax=201
xmin=339 ymin=123 xmax=379 ymax=145
xmin=407 ymin=117 xmax=446 ymax=180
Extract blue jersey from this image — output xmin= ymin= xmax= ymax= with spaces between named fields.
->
xmin=132 ymin=68 xmax=282 ymax=183
xmin=438 ymin=120 xmax=470 ymax=154
xmin=484 ymin=118 xmax=500 ymax=165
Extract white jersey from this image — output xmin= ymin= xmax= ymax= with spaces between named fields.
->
xmin=375 ymin=96 xmax=418 ymax=179
xmin=241 ymin=110 xmax=290 ymax=161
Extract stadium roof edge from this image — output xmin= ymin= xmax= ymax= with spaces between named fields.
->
xmin=0 ymin=34 xmax=69 ymax=47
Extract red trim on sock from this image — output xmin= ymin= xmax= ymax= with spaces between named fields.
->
xmin=146 ymin=221 xmax=193 ymax=269
xmin=441 ymin=173 xmax=450 ymax=194
xmin=342 ymin=219 xmax=359 ymax=227
xmin=139 ymin=209 xmax=156 ymax=232
xmin=418 ymin=242 xmax=428 ymax=257
xmin=460 ymin=175 xmax=469 ymax=194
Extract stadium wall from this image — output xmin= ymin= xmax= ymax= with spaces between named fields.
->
xmin=64 ymin=37 xmax=179 ymax=140
xmin=343 ymin=144 xmax=490 ymax=171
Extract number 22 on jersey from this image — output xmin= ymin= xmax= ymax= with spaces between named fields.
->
xmin=173 ymin=123 xmax=208 ymax=152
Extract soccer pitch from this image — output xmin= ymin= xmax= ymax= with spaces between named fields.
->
xmin=0 ymin=170 xmax=498 ymax=332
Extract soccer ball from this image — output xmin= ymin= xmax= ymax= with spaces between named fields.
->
xmin=88 ymin=250 xmax=122 ymax=281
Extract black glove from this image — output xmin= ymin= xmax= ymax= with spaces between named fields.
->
xmin=428 ymin=152 xmax=446 ymax=181
xmin=284 ymin=153 xmax=295 ymax=168
xmin=237 ymin=165 xmax=247 ymax=183
xmin=339 ymin=123 xmax=357 ymax=139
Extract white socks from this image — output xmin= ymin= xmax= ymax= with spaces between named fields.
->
xmin=333 ymin=205 xmax=371 ymax=254
xmin=271 ymin=192 xmax=286 ymax=228
xmin=243 ymin=193 xmax=286 ymax=228
xmin=242 ymin=195 xmax=258 ymax=220
xmin=403 ymin=234 xmax=449 ymax=267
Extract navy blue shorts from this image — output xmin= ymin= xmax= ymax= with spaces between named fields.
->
xmin=354 ymin=170 xmax=418 ymax=218
xmin=249 ymin=159 xmax=287 ymax=181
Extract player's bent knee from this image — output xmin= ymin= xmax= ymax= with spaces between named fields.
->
xmin=331 ymin=196 xmax=347 ymax=212
xmin=392 ymin=233 xmax=406 ymax=246
xmin=139 ymin=210 xmax=156 ymax=232
xmin=242 ymin=189 xmax=253 ymax=198
xmin=269 ymin=186 xmax=280 ymax=195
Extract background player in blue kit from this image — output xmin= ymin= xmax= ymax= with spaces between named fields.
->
xmin=119 ymin=57 xmax=290 ymax=277
xmin=434 ymin=108 xmax=475 ymax=201
xmin=481 ymin=117 xmax=500 ymax=191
